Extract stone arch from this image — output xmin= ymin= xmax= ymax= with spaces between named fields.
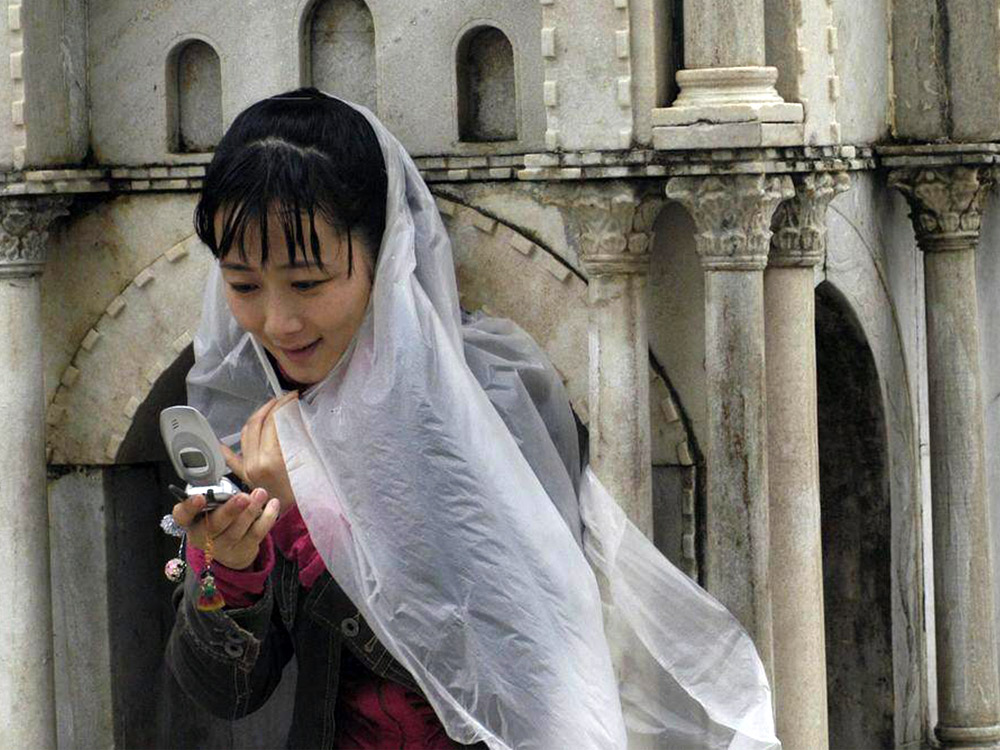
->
xmin=165 ymin=38 xmax=223 ymax=153
xmin=815 ymin=280 xmax=894 ymax=749
xmin=455 ymin=25 xmax=518 ymax=142
xmin=825 ymin=195 xmax=927 ymax=747
xmin=46 ymin=234 xmax=212 ymax=465
xmin=302 ymin=0 xmax=377 ymax=112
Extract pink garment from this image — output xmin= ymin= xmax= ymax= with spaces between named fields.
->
xmin=185 ymin=506 xmax=460 ymax=748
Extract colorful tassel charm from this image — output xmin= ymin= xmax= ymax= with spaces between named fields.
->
xmin=196 ymin=535 xmax=226 ymax=611
xmin=196 ymin=570 xmax=225 ymax=611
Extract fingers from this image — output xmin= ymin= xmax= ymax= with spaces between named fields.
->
xmin=247 ymin=496 xmax=282 ymax=542
xmin=172 ymin=493 xmax=206 ymax=528
xmin=217 ymin=487 xmax=269 ymax=544
xmin=201 ymin=492 xmax=251 ymax=538
xmin=240 ymin=392 xmax=298 ymax=487
xmin=241 ymin=396 xmax=286 ymax=454
xmin=220 ymin=442 xmax=246 ymax=482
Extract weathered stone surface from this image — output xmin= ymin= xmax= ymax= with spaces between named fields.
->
xmin=666 ymin=173 xmax=794 ymax=678
xmin=890 ymin=165 xmax=1000 ymax=747
xmin=0 ymin=197 xmax=70 ymax=750
xmin=0 ymin=196 xmax=71 ymax=275
xmin=892 ymin=0 xmax=1000 ymax=142
xmin=765 ymin=172 xmax=848 ymax=750
xmin=683 ymin=0 xmax=765 ymax=69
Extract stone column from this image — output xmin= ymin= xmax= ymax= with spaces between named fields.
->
xmin=652 ymin=0 xmax=803 ymax=149
xmin=573 ymin=185 xmax=663 ymax=540
xmin=0 ymin=196 xmax=71 ymax=750
xmin=765 ymin=172 xmax=849 ymax=750
xmin=889 ymin=166 xmax=1000 ymax=750
xmin=666 ymin=174 xmax=793 ymax=675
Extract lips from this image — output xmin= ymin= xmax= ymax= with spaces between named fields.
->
xmin=279 ymin=338 xmax=321 ymax=364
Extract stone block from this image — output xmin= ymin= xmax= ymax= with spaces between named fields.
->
xmin=653 ymin=121 xmax=805 ymax=150
xmin=651 ymin=101 xmax=804 ymax=127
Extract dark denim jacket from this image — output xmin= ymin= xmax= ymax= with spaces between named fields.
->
xmin=165 ymin=550 xmax=482 ymax=749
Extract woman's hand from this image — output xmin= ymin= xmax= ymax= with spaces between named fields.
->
xmin=172 ymin=488 xmax=280 ymax=570
xmin=221 ymin=391 xmax=299 ymax=514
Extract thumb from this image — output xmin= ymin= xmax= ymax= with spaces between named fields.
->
xmin=220 ymin=442 xmax=247 ymax=482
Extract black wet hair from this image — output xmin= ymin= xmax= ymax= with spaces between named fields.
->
xmin=193 ymin=87 xmax=387 ymax=276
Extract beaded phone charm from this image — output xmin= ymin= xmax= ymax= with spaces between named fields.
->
xmin=196 ymin=534 xmax=226 ymax=611
xmin=161 ymin=485 xmax=226 ymax=610
xmin=161 ymin=512 xmax=187 ymax=582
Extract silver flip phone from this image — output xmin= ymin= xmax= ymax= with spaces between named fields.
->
xmin=160 ymin=405 xmax=238 ymax=509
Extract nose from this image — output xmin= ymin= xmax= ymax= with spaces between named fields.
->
xmin=262 ymin=293 xmax=305 ymax=342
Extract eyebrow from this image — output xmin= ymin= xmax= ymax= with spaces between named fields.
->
xmin=219 ymin=261 xmax=321 ymax=271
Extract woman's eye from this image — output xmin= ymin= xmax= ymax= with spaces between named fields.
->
xmin=292 ymin=280 xmax=328 ymax=291
xmin=228 ymin=283 xmax=258 ymax=294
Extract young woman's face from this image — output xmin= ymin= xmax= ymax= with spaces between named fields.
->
xmin=215 ymin=208 xmax=373 ymax=386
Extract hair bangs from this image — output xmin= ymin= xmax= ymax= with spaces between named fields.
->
xmin=200 ymin=145 xmax=346 ymax=269
xmin=194 ymin=88 xmax=387 ymax=277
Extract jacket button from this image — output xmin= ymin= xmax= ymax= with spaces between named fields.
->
xmin=224 ymin=641 xmax=245 ymax=658
xmin=340 ymin=616 xmax=359 ymax=637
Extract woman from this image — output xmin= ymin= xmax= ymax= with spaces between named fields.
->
xmin=166 ymin=87 xmax=779 ymax=750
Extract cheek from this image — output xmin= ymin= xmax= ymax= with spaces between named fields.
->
xmin=225 ymin=292 xmax=264 ymax=334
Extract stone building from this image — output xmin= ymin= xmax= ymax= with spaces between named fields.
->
xmin=2 ymin=0 xmax=999 ymax=748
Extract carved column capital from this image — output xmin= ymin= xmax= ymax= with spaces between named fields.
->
xmin=667 ymin=174 xmax=794 ymax=271
xmin=769 ymin=172 xmax=851 ymax=268
xmin=0 ymin=197 xmax=72 ymax=278
xmin=561 ymin=183 xmax=664 ymax=276
xmin=888 ymin=166 xmax=996 ymax=254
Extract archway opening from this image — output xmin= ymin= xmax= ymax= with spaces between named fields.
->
xmin=816 ymin=281 xmax=894 ymax=749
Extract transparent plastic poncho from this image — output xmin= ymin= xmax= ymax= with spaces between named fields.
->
xmin=186 ymin=96 xmax=780 ymax=750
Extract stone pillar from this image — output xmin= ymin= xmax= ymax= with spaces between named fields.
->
xmin=652 ymin=0 xmax=803 ymax=149
xmin=666 ymin=174 xmax=793 ymax=675
xmin=0 ymin=196 xmax=71 ymax=750
xmin=765 ymin=172 xmax=849 ymax=750
xmin=573 ymin=185 xmax=663 ymax=540
xmin=889 ymin=166 xmax=1000 ymax=750
xmin=683 ymin=0 xmax=766 ymax=69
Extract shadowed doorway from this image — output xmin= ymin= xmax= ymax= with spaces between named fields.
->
xmin=815 ymin=281 xmax=894 ymax=750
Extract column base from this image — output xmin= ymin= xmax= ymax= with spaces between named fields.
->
xmin=936 ymin=723 xmax=1000 ymax=749
xmin=652 ymin=66 xmax=804 ymax=150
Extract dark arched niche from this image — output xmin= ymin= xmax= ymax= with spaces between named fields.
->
xmin=167 ymin=40 xmax=223 ymax=153
xmin=457 ymin=26 xmax=517 ymax=142
xmin=307 ymin=0 xmax=377 ymax=113
xmin=815 ymin=281 xmax=894 ymax=750
xmin=111 ymin=346 xmax=295 ymax=749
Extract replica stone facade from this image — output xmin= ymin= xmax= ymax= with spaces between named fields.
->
xmin=3 ymin=1 xmax=1000 ymax=749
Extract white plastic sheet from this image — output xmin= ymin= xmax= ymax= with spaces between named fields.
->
xmin=186 ymin=94 xmax=780 ymax=750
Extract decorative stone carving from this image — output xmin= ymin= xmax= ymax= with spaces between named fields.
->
xmin=556 ymin=183 xmax=665 ymax=538
xmin=0 ymin=197 xmax=72 ymax=277
xmin=888 ymin=166 xmax=996 ymax=252
xmin=566 ymin=182 xmax=664 ymax=274
xmin=666 ymin=174 xmax=794 ymax=269
xmin=770 ymin=171 xmax=851 ymax=267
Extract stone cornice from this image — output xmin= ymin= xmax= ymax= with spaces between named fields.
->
xmin=0 ymin=146 xmax=875 ymax=198
xmin=888 ymin=165 xmax=997 ymax=254
xmin=0 ymin=196 xmax=72 ymax=277
xmin=769 ymin=172 xmax=851 ymax=268
xmin=667 ymin=174 xmax=794 ymax=271
xmin=877 ymin=142 xmax=1000 ymax=169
